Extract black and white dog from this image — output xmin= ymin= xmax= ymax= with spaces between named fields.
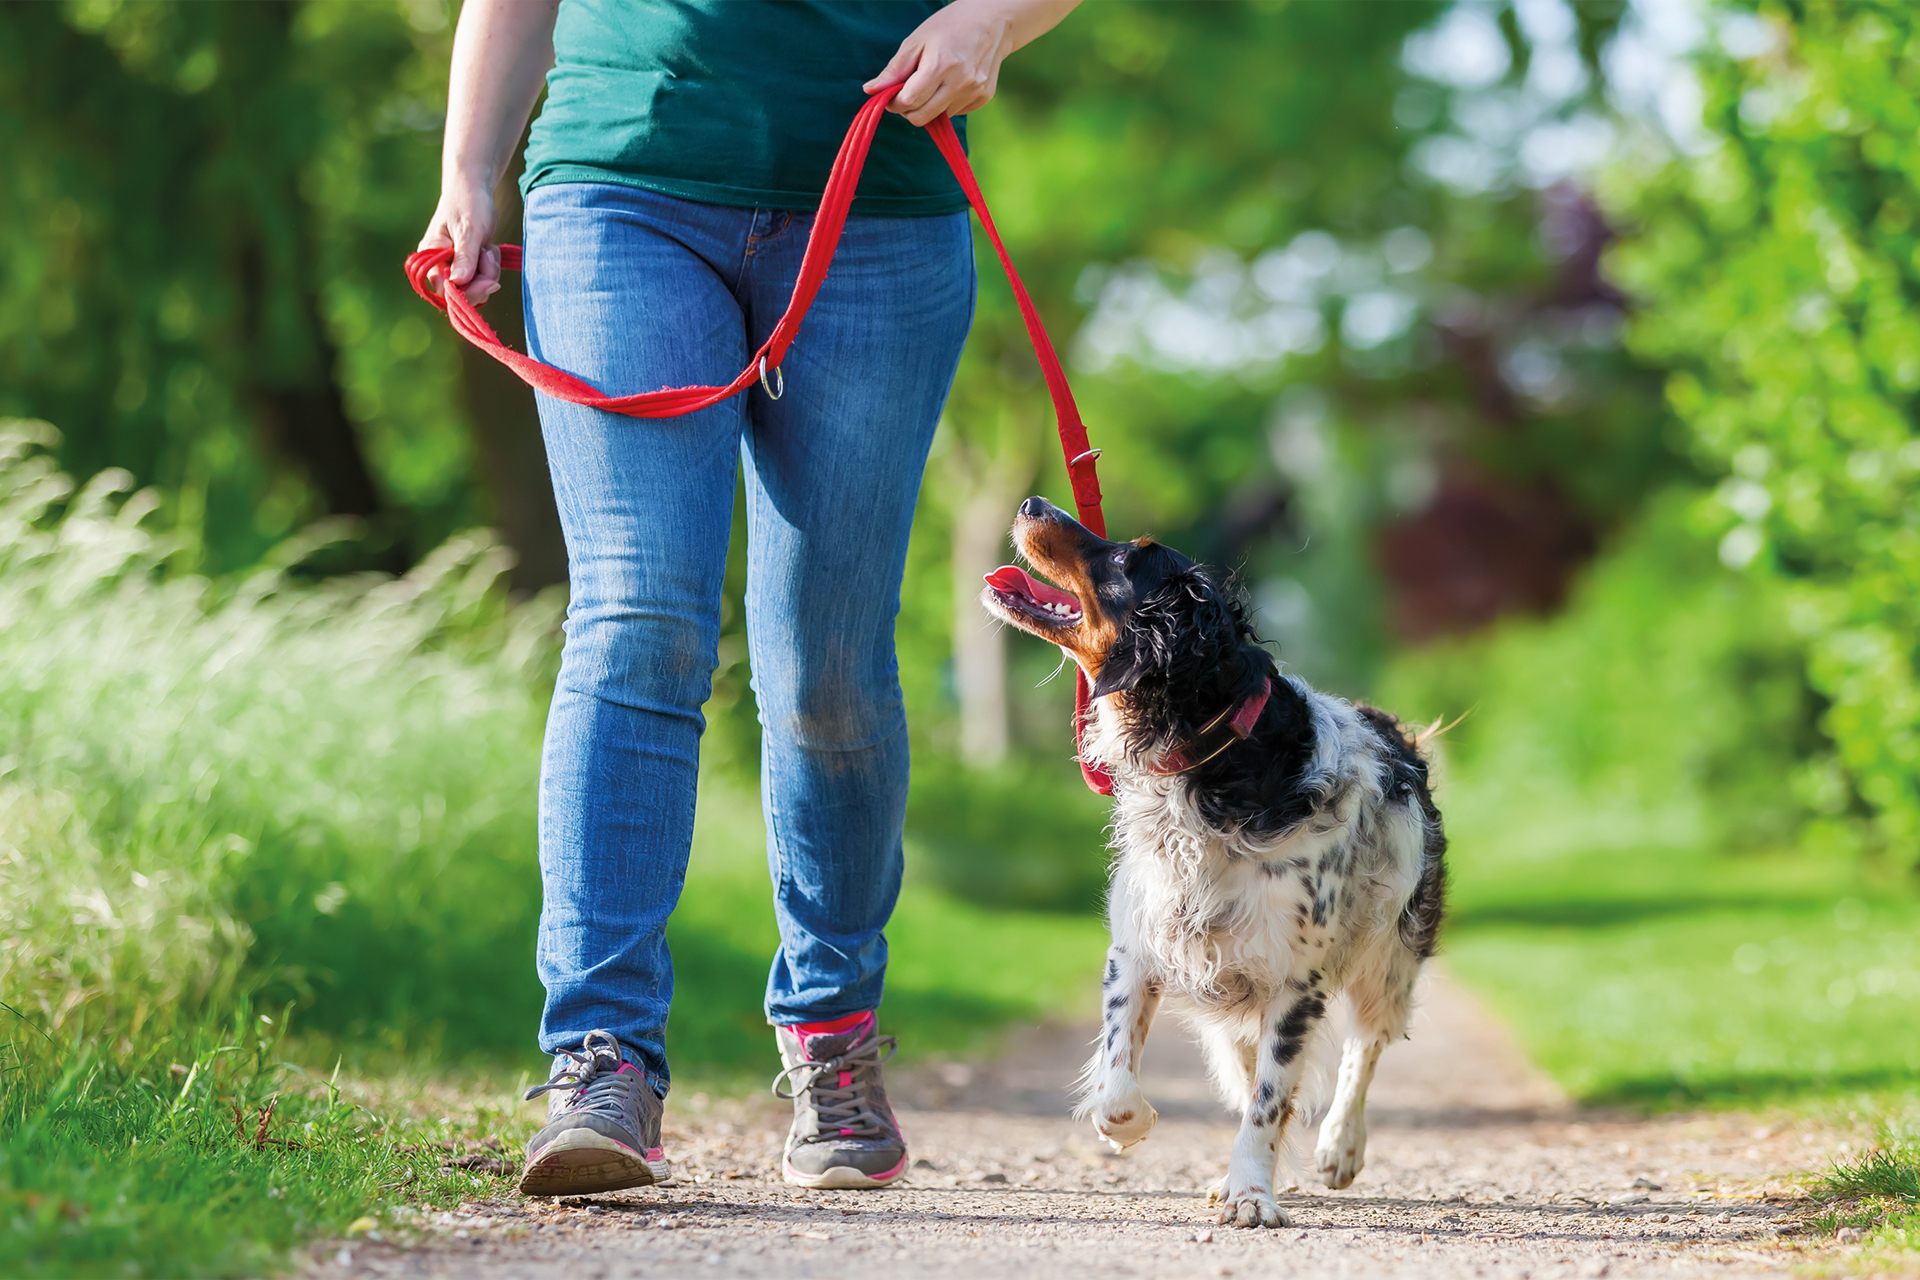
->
xmin=982 ymin=497 xmax=1447 ymax=1230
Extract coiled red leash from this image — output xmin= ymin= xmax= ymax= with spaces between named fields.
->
xmin=405 ymin=82 xmax=1115 ymax=794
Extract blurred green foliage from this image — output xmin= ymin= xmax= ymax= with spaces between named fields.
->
xmin=1381 ymin=494 xmax=1920 ymax=1105
xmin=1609 ymin=0 xmax=1920 ymax=861
xmin=0 ymin=0 xmax=467 ymax=573
xmin=1379 ymin=494 xmax=1823 ymax=856
xmin=933 ymin=0 xmax=1666 ymax=677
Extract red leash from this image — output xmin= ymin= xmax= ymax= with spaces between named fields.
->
xmin=405 ymin=82 xmax=1115 ymax=795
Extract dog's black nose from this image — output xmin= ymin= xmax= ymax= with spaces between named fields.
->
xmin=1019 ymin=496 xmax=1050 ymax=519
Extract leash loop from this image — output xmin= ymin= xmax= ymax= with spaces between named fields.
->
xmin=758 ymin=355 xmax=785 ymax=401
xmin=406 ymin=81 xmax=1114 ymax=794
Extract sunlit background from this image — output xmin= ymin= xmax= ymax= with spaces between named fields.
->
xmin=3 ymin=0 xmax=1919 ymax=1269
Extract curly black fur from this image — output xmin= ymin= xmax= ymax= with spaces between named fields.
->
xmin=1092 ymin=545 xmax=1320 ymax=839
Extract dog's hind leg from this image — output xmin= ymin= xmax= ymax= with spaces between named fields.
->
xmin=1315 ymin=941 xmax=1421 ymax=1190
xmin=1075 ymin=944 xmax=1160 ymax=1151
xmin=1215 ymin=984 xmax=1330 ymax=1229
xmin=1195 ymin=1021 xmax=1257 ymax=1114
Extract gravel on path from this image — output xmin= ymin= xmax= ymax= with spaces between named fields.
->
xmin=306 ymin=969 xmax=1878 ymax=1280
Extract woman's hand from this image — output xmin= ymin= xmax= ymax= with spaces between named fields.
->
xmin=418 ymin=175 xmax=502 ymax=306
xmin=865 ymin=0 xmax=1081 ymax=128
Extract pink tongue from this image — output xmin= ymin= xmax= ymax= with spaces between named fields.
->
xmin=984 ymin=565 xmax=1081 ymax=612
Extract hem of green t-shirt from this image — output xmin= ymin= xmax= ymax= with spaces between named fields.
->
xmin=522 ymin=164 xmax=969 ymax=218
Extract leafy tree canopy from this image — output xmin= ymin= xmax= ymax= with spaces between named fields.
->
xmin=1610 ymin=0 xmax=1920 ymax=856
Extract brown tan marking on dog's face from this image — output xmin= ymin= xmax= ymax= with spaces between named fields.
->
xmin=979 ymin=496 xmax=1194 ymax=692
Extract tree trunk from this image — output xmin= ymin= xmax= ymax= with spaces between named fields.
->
xmin=237 ymin=228 xmax=403 ymax=569
xmin=949 ymin=454 xmax=1030 ymax=766
xmin=252 ymin=366 xmax=382 ymax=518
xmin=459 ymin=150 xmax=567 ymax=594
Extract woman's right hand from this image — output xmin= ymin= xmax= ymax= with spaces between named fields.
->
xmin=418 ymin=174 xmax=502 ymax=307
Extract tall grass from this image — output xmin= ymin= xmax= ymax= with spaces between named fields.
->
xmin=0 ymin=420 xmax=557 ymax=1057
xmin=0 ymin=419 xmax=561 ymax=1273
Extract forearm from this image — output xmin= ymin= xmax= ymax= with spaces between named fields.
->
xmin=443 ymin=0 xmax=559 ymax=191
xmin=974 ymin=0 xmax=1082 ymax=55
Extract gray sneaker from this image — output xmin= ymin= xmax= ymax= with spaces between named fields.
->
xmin=518 ymin=1030 xmax=671 ymax=1197
xmin=771 ymin=1011 xmax=907 ymax=1188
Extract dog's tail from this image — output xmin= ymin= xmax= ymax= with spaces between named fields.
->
xmin=1408 ymin=708 xmax=1470 ymax=752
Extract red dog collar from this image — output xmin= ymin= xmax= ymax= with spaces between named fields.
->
xmin=1150 ymin=677 xmax=1272 ymax=776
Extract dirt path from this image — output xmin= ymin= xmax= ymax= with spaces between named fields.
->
xmin=312 ymin=969 xmax=1865 ymax=1279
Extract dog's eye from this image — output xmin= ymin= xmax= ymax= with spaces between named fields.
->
xmin=1111 ymin=549 xmax=1129 ymax=566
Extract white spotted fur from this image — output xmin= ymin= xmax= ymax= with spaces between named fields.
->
xmin=1072 ymin=676 xmax=1435 ymax=1229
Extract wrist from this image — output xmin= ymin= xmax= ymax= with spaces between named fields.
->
xmin=443 ymin=157 xmax=501 ymax=196
xmin=955 ymin=0 xmax=1016 ymax=42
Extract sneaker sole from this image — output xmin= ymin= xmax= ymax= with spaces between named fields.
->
xmin=519 ymin=1129 xmax=671 ymax=1198
xmin=781 ymin=1152 xmax=909 ymax=1190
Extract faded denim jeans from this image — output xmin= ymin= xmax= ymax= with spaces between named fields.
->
xmin=521 ymin=182 xmax=975 ymax=1088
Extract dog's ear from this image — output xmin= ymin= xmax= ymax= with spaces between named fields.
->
xmin=1092 ymin=568 xmax=1238 ymax=700
xmin=1159 ymin=572 xmax=1241 ymax=690
xmin=1090 ymin=643 xmax=1151 ymax=699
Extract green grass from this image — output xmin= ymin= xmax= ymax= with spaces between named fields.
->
xmin=1826 ymin=1148 xmax=1920 ymax=1202
xmin=1807 ymin=1139 xmax=1920 ymax=1251
xmin=1441 ymin=842 xmax=1920 ymax=1106
xmin=0 ymin=1013 xmax=537 ymax=1279
xmin=1387 ymin=664 xmax=1920 ymax=1109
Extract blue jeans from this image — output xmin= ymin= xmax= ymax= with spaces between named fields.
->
xmin=521 ymin=182 xmax=975 ymax=1088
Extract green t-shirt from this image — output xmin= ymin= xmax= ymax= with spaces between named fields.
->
xmin=522 ymin=0 xmax=969 ymax=217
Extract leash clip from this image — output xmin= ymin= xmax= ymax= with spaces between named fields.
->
xmin=759 ymin=355 xmax=785 ymax=400
xmin=1069 ymin=447 xmax=1101 ymax=469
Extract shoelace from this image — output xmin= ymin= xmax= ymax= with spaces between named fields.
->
xmin=770 ymin=1033 xmax=899 ymax=1140
xmin=525 ymin=1029 xmax=637 ymax=1124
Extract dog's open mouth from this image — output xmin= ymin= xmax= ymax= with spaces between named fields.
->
xmin=984 ymin=565 xmax=1083 ymax=627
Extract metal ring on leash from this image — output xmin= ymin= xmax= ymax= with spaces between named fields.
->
xmin=1068 ymin=447 xmax=1102 ymax=468
xmin=759 ymin=355 xmax=785 ymax=400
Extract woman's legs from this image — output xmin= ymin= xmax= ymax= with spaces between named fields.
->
xmin=737 ymin=209 xmax=976 ymax=1025
xmin=522 ymin=183 xmax=756 ymax=1088
xmin=521 ymin=184 xmax=974 ymax=1097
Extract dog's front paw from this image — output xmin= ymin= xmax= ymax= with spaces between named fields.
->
xmin=1314 ymin=1112 xmax=1367 ymax=1190
xmin=1213 ymin=1182 xmax=1288 ymax=1229
xmin=1090 ymin=1088 xmax=1157 ymax=1151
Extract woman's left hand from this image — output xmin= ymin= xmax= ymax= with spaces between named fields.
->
xmin=864 ymin=0 xmax=1081 ymax=128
